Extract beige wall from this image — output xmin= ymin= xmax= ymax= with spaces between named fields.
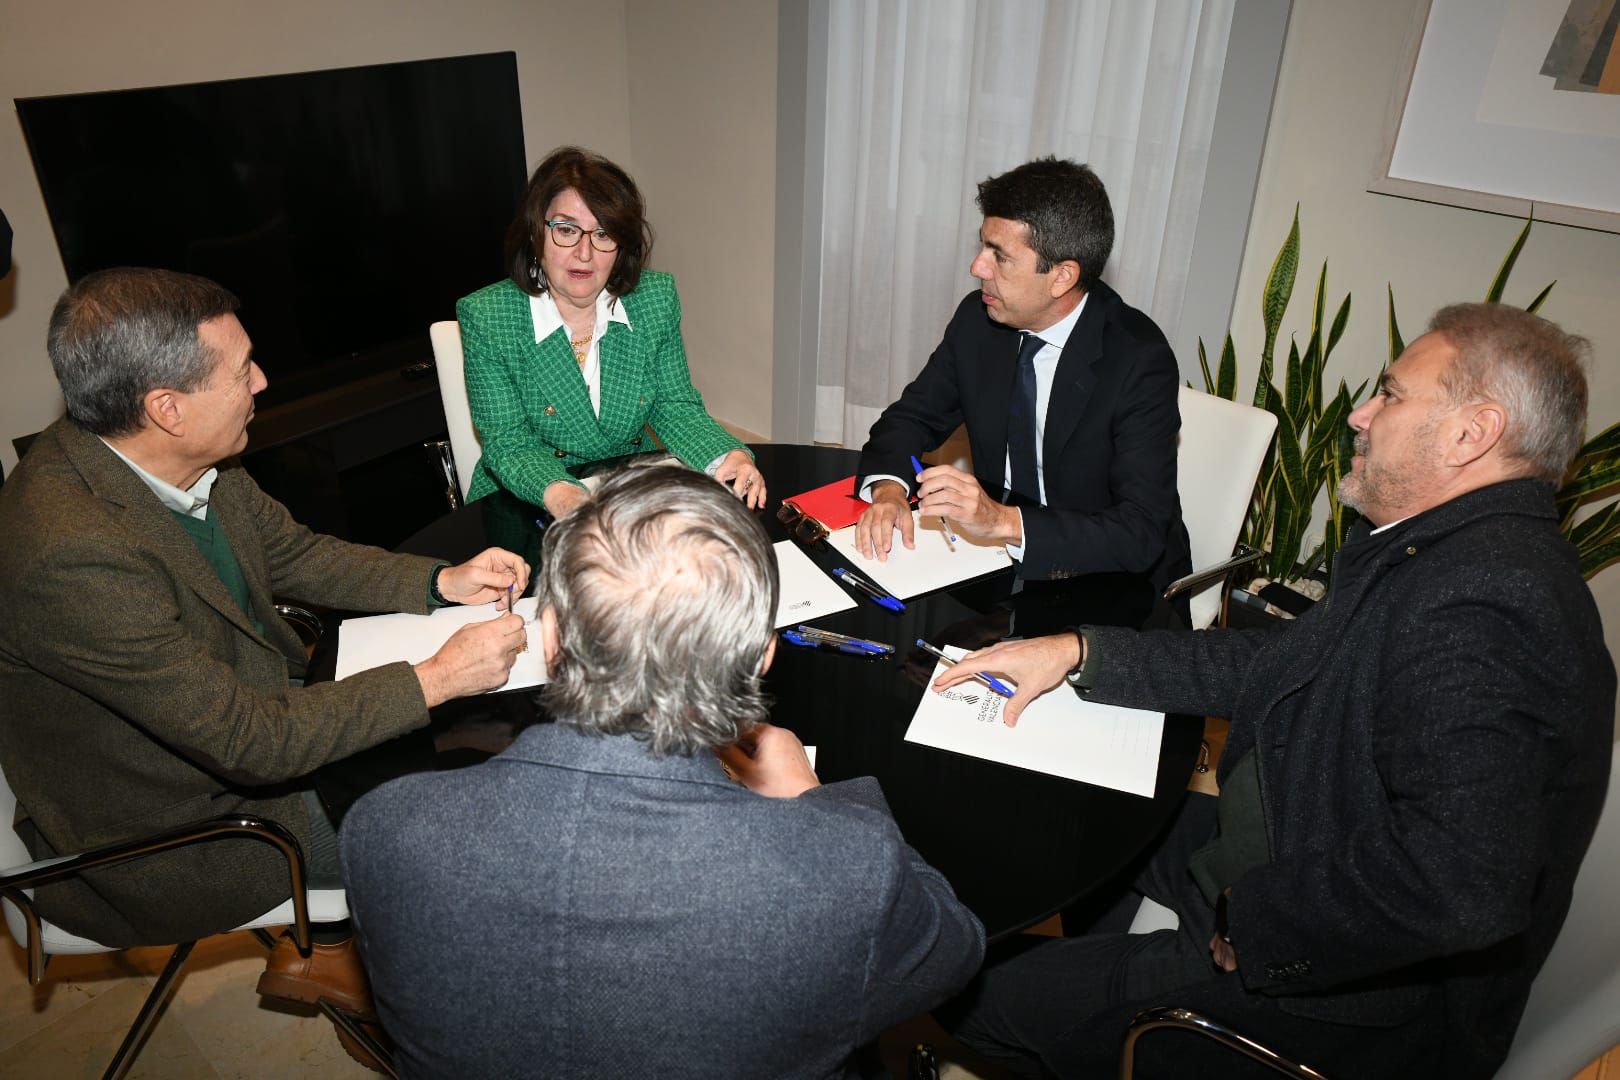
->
xmin=0 ymin=0 xmax=636 ymax=474
xmin=623 ymin=0 xmax=778 ymax=441
xmin=1229 ymin=0 xmax=1620 ymax=672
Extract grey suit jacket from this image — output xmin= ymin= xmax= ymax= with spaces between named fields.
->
xmin=341 ymin=723 xmax=986 ymax=1078
xmin=1082 ymin=480 xmax=1615 ymax=1077
xmin=0 ymin=419 xmax=440 ymax=945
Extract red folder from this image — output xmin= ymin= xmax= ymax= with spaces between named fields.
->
xmin=782 ymin=475 xmax=870 ymax=531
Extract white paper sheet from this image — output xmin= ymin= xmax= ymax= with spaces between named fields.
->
xmin=335 ymin=597 xmax=547 ymax=693
xmin=772 ymin=540 xmax=857 ymax=628
xmin=825 ymin=511 xmax=1012 ymax=600
xmin=904 ymin=647 xmax=1164 ymax=797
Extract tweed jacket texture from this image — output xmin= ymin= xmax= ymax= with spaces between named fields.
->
xmin=1083 ymin=479 xmax=1615 ymax=1077
xmin=0 ymin=419 xmax=439 ymax=945
xmin=857 ymin=281 xmax=1191 ymax=588
xmin=456 ymin=271 xmax=746 ymax=506
xmin=341 ymin=723 xmax=986 ymax=1079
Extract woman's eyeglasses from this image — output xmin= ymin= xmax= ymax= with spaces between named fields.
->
xmin=776 ymin=502 xmax=829 ymax=546
xmin=543 ymin=219 xmax=619 ymax=253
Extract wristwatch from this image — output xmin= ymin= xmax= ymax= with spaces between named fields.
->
xmin=1064 ymin=629 xmax=1087 ymax=686
xmin=428 ymin=563 xmax=451 ymax=605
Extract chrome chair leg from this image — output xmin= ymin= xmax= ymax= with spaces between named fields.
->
xmin=105 ymin=940 xmax=195 ymax=1080
xmin=1120 ymin=1006 xmax=1330 ymax=1079
xmin=321 ymin=1000 xmax=399 ymax=1079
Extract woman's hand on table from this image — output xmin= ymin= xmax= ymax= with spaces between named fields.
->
xmin=714 ymin=449 xmax=767 ymax=510
xmin=932 ymin=633 xmax=1081 ymax=727
xmin=543 ymin=480 xmax=592 ymax=521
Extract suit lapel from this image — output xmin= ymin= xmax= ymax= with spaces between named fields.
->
xmin=595 ymin=317 xmax=639 ymax=439
xmin=1042 ymin=284 xmax=1109 ymax=459
xmin=63 ymin=425 xmax=266 ymax=643
xmin=524 ymin=317 xmax=607 ymax=454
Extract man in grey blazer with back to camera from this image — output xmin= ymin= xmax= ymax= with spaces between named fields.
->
xmin=933 ymin=303 xmax=1615 ymax=1078
xmin=340 ymin=463 xmax=986 ymax=1078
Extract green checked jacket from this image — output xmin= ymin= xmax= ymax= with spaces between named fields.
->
xmin=456 ymin=271 xmax=748 ymax=506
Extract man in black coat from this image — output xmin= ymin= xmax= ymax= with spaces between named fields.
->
xmin=854 ymin=158 xmax=1190 ymax=591
xmin=933 ymin=303 xmax=1615 ymax=1077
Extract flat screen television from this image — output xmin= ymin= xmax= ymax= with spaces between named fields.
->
xmin=17 ymin=52 xmax=527 ymax=411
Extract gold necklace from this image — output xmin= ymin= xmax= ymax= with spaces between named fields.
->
xmin=570 ymin=329 xmax=594 ymax=366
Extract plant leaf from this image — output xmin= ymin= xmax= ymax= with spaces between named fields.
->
xmin=1285 ymin=336 xmax=1304 ymax=423
xmin=1386 ymin=284 xmax=1405 ymax=364
xmin=1486 ymin=218 xmax=1532 ymax=304
xmin=1325 ymin=293 xmax=1351 ymax=360
xmin=1526 ymin=280 xmax=1555 ymax=314
xmin=1578 ymin=537 xmax=1620 ymax=580
xmin=1218 ymin=335 xmax=1237 ymax=401
xmin=1257 ymin=208 xmax=1300 ymax=409
xmin=1198 ymin=337 xmax=1214 ymax=395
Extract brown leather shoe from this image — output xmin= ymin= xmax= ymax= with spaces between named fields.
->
xmin=256 ymin=930 xmax=376 ymax=1020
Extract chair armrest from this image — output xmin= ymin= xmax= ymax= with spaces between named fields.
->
xmin=1 ymin=815 xmax=315 ymax=980
xmin=1162 ymin=545 xmax=1265 ymax=602
xmin=1119 ymin=1006 xmax=1330 ymax=1079
xmin=274 ymin=604 xmax=325 ymax=648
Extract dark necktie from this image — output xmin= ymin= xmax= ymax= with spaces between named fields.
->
xmin=1006 ymin=332 xmax=1044 ymax=503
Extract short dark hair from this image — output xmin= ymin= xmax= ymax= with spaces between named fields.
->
xmin=976 ymin=157 xmax=1113 ymax=288
xmin=1429 ymin=303 xmax=1590 ymax=484
xmin=537 ymin=459 xmax=777 ymax=757
xmin=504 ymin=146 xmax=653 ymax=299
xmin=47 ymin=267 xmax=240 ymax=437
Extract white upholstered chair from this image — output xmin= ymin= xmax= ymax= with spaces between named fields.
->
xmin=1496 ymin=750 xmax=1620 ymax=1080
xmin=430 ymin=320 xmax=481 ymax=504
xmin=1163 ymin=387 xmax=1278 ymax=630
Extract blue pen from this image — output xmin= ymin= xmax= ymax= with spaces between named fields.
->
xmin=910 ymin=455 xmax=959 ymax=550
xmin=914 ymin=639 xmax=1014 ymax=698
xmin=782 ymin=629 xmax=887 ymax=656
xmin=832 ymin=567 xmax=905 ymax=612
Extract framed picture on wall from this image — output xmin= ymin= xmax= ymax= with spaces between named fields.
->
xmin=1370 ymin=0 xmax=1620 ymax=234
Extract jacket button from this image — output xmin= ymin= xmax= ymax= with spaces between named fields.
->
xmin=630 ymin=436 xmax=642 ymax=446
xmin=1406 ymin=546 xmax=1417 ymax=556
xmin=544 ymin=405 xmax=557 ymax=416
xmin=554 ymin=449 xmax=567 ymax=458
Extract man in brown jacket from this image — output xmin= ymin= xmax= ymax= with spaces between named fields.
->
xmin=0 ymin=268 xmax=528 ymax=1059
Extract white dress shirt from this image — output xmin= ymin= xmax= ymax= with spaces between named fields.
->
xmin=860 ymin=291 xmax=1089 ymax=558
xmin=100 ymin=438 xmax=217 ymax=520
xmin=528 ymin=288 xmax=633 ymax=418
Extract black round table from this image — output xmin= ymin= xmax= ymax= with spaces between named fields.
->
xmin=327 ymin=443 xmax=1201 ymax=939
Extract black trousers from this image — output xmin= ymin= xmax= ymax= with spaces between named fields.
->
xmin=940 ymin=794 xmax=1442 ymax=1079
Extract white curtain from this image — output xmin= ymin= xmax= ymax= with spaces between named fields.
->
xmin=815 ymin=0 xmax=1236 ymax=448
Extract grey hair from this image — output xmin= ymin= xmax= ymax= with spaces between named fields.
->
xmin=1429 ymin=303 xmax=1590 ymax=484
xmin=47 ymin=267 xmax=240 ymax=437
xmin=537 ymin=459 xmax=778 ymax=756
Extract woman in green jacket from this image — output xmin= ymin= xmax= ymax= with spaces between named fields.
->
xmin=457 ymin=146 xmax=764 ymax=519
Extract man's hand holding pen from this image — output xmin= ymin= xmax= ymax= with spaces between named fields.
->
xmin=913 ymin=463 xmax=1021 ymax=546
xmin=435 ymin=547 xmax=530 ymax=606
xmin=411 ymin=546 xmax=531 ymax=707
xmin=932 ymin=634 xmax=1080 ymax=727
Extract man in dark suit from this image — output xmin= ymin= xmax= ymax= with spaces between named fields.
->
xmin=0 ymin=268 xmax=529 ymax=1064
xmin=855 ymin=157 xmax=1189 ymax=591
xmin=932 ymin=303 xmax=1615 ymax=1077
xmin=341 ymin=463 xmax=986 ymax=1078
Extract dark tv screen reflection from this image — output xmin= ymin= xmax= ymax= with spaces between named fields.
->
xmin=18 ymin=52 xmax=527 ymax=409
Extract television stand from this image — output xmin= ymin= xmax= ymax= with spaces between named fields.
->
xmin=241 ymin=365 xmax=452 ymax=550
